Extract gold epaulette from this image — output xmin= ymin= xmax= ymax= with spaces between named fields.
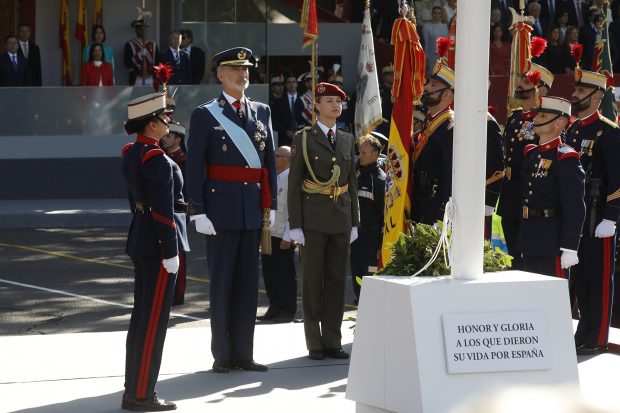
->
xmin=600 ymin=115 xmax=619 ymax=129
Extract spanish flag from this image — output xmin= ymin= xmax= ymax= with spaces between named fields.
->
xmin=93 ymin=0 xmax=103 ymax=26
xmin=507 ymin=19 xmax=532 ymax=113
xmin=59 ymin=0 xmax=72 ymax=86
xmin=75 ymin=0 xmax=88 ymax=47
xmin=300 ymin=0 xmax=318 ymax=49
xmin=380 ymin=15 xmax=425 ymax=267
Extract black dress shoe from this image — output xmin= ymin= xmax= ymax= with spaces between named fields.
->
xmin=230 ymin=360 xmax=268 ymax=372
xmin=576 ymin=345 xmax=607 ymax=356
xmin=171 ymin=298 xmax=184 ymax=306
xmin=123 ymin=393 xmax=176 ymax=411
xmin=256 ymin=307 xmax=280 ymax=321
xmin=121 ymin=392 xmax=132 ymax=409
xmin=324 ymin=348 xmax=350 ymax=359
xmin=212 ymin=360 xmax=230 ymax=373
xmin=308 ymin=350 xmax=325 ymax=360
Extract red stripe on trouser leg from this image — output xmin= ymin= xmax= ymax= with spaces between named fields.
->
xmin=136 ymin=264 xmax=167 ymax=399
xmin=597 ymin=237 xmax=611 ymax=346
xmin=555 ymin=256 xmax=565 ymax=278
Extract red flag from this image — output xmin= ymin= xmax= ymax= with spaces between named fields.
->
xmin=380 ymin=16 xmax=425 ymax=267
xmin=60 ymin=0 xmax=72 ymax=86
xmin=300 ymin=0 xmax=318 ymax=49
xmin=93 ymin=0 xmax=103 ymax=26
xmin=75 ymin=0 xmax=88 ymax=46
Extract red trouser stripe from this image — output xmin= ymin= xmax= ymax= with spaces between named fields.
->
xmin=136 ymin=264 xmax=167 ymax=399
xmin=555 ymin=256 xmax=565 ymax=278
xmin=598 ymin=237 xmax=611 ymax=346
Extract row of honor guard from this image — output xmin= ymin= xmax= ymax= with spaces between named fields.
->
xmin=492 ymin=45 xmax=620 ymax=356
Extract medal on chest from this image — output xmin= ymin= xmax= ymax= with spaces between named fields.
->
xmin=534 ymin=159 xmax=553 ymax=178
xmin=580 ymin=139 xmax=595 ymax=157
xmin=518 ymin=122 xmax=536 ymax=141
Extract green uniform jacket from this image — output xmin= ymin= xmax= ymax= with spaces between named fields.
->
xmin=288 ymin=125 xmax=360 ymax=234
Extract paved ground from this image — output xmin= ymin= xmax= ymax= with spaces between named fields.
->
xmin=2 ymin=227 xmax=620 ymax=413
xmin=0 ymin=227 xmax=358 ymax=336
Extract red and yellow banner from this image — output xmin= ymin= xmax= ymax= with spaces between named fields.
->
xmin=507 ymin=22 xmax=532 ymax=113
xmin=60 ymin=0 xmax=72 ymax=86
xmin=380 ymin=16 xmax=425 ymax=267
xmin=93 ymin=0 xmax=103 ymax=26
xmin=300 ymin=0 xmax=318 ymax=49
xmin=75 ymin=0 xmax=88 ymax=46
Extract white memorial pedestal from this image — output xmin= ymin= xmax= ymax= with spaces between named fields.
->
xmin=346 ymin=271 xmax=579 ymax=413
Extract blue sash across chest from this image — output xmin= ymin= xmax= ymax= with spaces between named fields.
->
xmin=205 ymin=100 xmax=260 ymax=168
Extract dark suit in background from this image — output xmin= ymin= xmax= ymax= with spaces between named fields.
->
xmin=273 ymin=94 xmax=305 ymax=147
xmin=158 ymin=49 xmax=192 ymax=85
xmin=0 ymin=53 xmax=30 ymax=87
xmin=186 ymin=46 xmax=206 ymax=84
xmin=18 ymin=42 xmax=41 ymax=86
xmin=559 ymin=0 xmax=588 ymax=28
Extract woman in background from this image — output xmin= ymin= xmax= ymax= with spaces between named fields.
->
xmin=81 ymin=43 xmax=114 ymax=86
xmin=82 ymin=25 xmax=115 ymax=79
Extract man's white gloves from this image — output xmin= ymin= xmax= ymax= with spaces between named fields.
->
xmin=560 ymin=249 xmax=579 ymax=269
xmin=350 ymin=227 xmax=359 ymax=244
xmin=162 ymin=255 xmax=180 ymax=273
xmin=193 ymin=214 xmax=216 ymax=235
xmin=269 ymin=210 xmax=276 ymax=228
xmin=484 ymin=205 xmax=495 ymax=217
xmin=595 ymin=219 xmax=616 ymax=238
xmin=290 ymin=228 xmax=305 ymax=245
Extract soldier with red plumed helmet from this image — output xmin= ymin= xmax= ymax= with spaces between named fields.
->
xmin=517 ymin=96 xmax=585 ymax=279
xmin=566 ymin=44 xmax=620 ymax=356
xmin=497 ymin=36 xmax=554 ymax=270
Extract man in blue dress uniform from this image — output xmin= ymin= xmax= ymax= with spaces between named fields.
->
xmin=186 ymin=47 xmax=277 ymax=372
xmin=566 ymin=66 xmax=620 ymax=355
xmin=517 ymin=96 xmax=585 ymax=278
xmin=497 ymin=63 xmax=554 ymax=269
xmin=121 ymin=91 xmax=189 ymax=411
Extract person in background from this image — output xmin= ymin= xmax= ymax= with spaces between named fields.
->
xmin=259 ymin=146 xmax=297 ymax=323
xmin=158 ymin=31 xmax=191 ymax=85
xmin=350 ymin=135 xmax=385 ymax=303
xmin=274 ymin=73 xmax=305 ymax=147
xmin=17 ymin=24 xmax=41 ymax=86
xmin=269 ymin=74 xmax=284 ymax=108
xmin=540 ymin=25 xmax=572 ymax=74
xmin=160 ymin=121 xmax=190 ymax=306
xmin=557 ymin=10 xmax=570 ymax=45
xmin=489 ymin=23 xmax=511 ymax=76
xmin=376 ymin=64 xmax=394 ymax=137
xmin=123 ymin=19 xmax=158 ymax=86
xmin=422 ymin=6 xmax=449 ymax=75
xmin=0 ymin=35 xmax=30 ymax=87
xmin=80 ymin=43 xmax=114 ymax=87
xmin=120 ymin=91 xmax=184 ymax=411
xmin=180 ymin=29 xmax=206 ymax=85
xmin=82 ymin=25 xmax=115 ymax=80
xmin=564 ymin=26 xmax=580 ymax=74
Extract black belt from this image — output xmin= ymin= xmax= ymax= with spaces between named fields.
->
xmin=522 ymin=206 xmax=560 ymax=219
xmin=134 ymin=202 xmax=187 ymax=213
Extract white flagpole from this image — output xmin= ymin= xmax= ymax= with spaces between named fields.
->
xmin=450 ymin=0 xmax=492 ymax=280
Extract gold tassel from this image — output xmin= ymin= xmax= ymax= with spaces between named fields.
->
xmin=261 ymin=208 xmax=272 ymax=255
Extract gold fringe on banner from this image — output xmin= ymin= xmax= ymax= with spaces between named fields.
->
xmin=261 ymin=209 xmax=272 ymax=255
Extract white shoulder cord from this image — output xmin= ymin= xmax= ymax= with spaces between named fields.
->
xmin=409 ymin=197 xmax=455 ymax=278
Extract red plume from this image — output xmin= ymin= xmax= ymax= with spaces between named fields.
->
xmin=436 ymin=37 xmax=451 ymax=58
xmin=525 ymin=70 xmax=542 ymax=86
xmin=153 ymin=63 xmax=174 ymax=91
xmin=530 ymin=36 xmax=547 ymax=58
xmin=570 ymin=43 xmax=583 ymax=66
